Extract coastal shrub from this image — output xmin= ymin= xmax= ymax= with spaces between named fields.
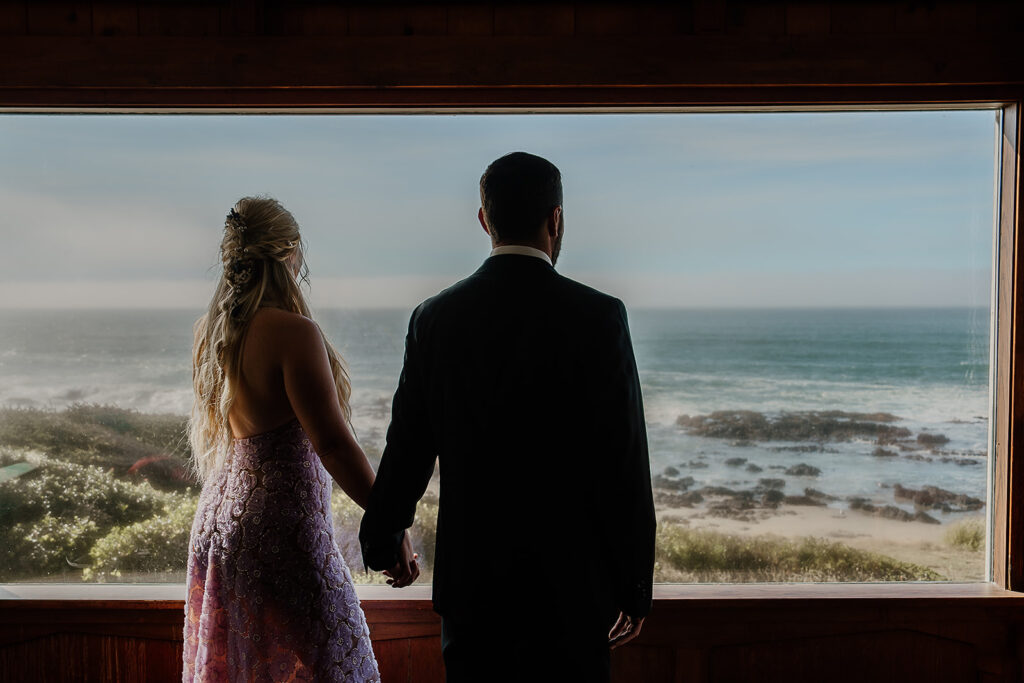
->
xmin=0 ymin=407 xmax=117 ymax=459
xmin=65 ymin=403 xmax=190 ymax=457
xmin=0 ymin=458 xmax=168 ymax=527
xmin=0 ymin=406 xmax=193 ymax=486
xmin=84 ymin=493 xmax=198 ymax=581
xmin=0 ymin=515 xmax=104 ymax=580
xmin=0 ymin=456 xmax=179 ymax=579
xmin=944 ymin=518 xmax=985 ymax=552
xmin=654 ymin=522 xmax=944 ymax=582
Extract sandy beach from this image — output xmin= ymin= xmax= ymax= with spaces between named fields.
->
xmin=659 ymin=500 xmax=985 ymax=582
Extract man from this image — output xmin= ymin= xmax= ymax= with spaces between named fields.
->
xmin=359 ymin=151 xmax=656 ymax=683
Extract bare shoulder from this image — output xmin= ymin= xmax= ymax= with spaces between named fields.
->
xmin=247 ymin=307 xmax=323 ymax=351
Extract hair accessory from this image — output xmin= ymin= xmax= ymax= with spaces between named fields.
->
xmin=226 ymin=208 xmax=246 ymax=233
xmin=222 ymin=207 xmax=256 ymax=318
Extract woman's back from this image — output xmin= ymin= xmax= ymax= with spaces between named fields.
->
xmin=228 ymin=306 xmax=303 ymax=439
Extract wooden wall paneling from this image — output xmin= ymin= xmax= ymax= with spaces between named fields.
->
xmin=785 ymin=2 xmax=830 ymax=35
xmin=347 ymin=4 xmax=448 ymax=37
xmin=374 ymin=638 xmax=413 ymax=682
xmin=0 ymin=632 xmax=182 ymax=682
xmin=708 ymin=630 xmax=978 ymax=683
xmin=0 ymin=1 xmax=25 ymax=35
xmin=1010 ymin=100 xmax=1024 ymax=591
xmin=26 ymin=2 xmax=91 ymax=36
xmin=671 ymin=646 xmax=706 ymax=683
xmin=222 ymin=0 xmax=262 ymax=36
xmin=91 ymin=2 xmax=138 ymax=37
xmin=725 ymin=1 xmax=786 ymax=35
xmin=693 ymin=0 xmax=727 ymax=34
xmin=830 ymin=1 xmax=897 ymax=35
xmin=609 ymin=644 xmax=675 ymax=683
xmin=4 ymin=592 xmax=1024 ymax=682
xmin=361 ymin=597 xmax=441 ymax=642
xmin=0 ymin=35 xmax=1021 ymax=93
xmin=279 ymin=3 xmax=350 ymax=37
xmin=2 ymin=83 xmax=1021 ymax=110
xmin=996 ymin=102 xmax=1020 ymax=589
xmin=0 ymin=637 xmax=60 ymax=682
xmin=977 ymin=0 xmax=1024 ymax=34
xmin=446 ymin=4 xmax=492 ymax=36
xmin=492 ymin=3 xmax=575 ymax=36
xmin=0 ymin=603 xmax=185 ymax=647
xmin=407 ymin=637 xmax=446 ymax=682
xmin=138 ymin=3 xmax=221 ymax=37
xmin=574 ymin=3 xmax=691 ymax=36
xmin=892 ymin=1 xmax=978 ymax=34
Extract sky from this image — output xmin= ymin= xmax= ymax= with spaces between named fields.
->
xmin=0 ymin=110 xmax=1000 ymax=309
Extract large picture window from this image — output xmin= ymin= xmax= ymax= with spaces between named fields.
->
xmin=0 ymin=110 xmax=999 ymax=584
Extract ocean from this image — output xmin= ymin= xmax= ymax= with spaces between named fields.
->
xmin=0 ymin=307 xmax=991 ymax=520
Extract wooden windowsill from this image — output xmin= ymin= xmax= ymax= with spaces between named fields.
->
xmin=2 ymin=582 xmax=1023 ymax=609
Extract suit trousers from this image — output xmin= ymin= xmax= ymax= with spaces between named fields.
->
xmin=440 ymin=616 xmax=612 ymax=683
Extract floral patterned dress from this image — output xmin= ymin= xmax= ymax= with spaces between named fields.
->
xmin=183 ymin=418 xmax=379 ymax=682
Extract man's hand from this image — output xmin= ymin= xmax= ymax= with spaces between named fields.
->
xmin=607 ymin=612 xmax=644 ymax=649
xmin=382 ymin=530 xmax=420 ymax=588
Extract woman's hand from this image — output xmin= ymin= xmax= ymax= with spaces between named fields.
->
xmin=382 ymin=530 xmax=420 ymax=588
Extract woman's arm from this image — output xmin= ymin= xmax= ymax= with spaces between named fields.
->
xmin=280 ymin=315 xmax=375 ymax=508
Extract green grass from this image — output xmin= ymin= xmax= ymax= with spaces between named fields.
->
xmin=655 ymin=522 xmax=945 ymax=582
xmin=943 ymin=517 xmax=985 ymax=552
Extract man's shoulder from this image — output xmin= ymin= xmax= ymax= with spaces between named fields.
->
xmin=410 ymin=262 xmax=626 ymax=331
xmin=552 ymin=271 xmax=624 ymax=313
xmin=412 ymin=272 xmax=477 ymax=316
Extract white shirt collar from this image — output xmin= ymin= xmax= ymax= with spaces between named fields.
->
xmin=488 ymin=245 xmax=553 ymax=266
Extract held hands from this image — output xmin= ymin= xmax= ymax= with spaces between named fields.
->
xmin=382 ymin=530 xmax=420 ymax=588
xmin=607 ymin=612 xmax=644 ymax=650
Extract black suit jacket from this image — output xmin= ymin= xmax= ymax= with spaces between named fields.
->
xmin=359 ymin=254 xmax=656 ymax=626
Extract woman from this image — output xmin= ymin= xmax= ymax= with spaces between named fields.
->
xmin=182 ymin=197 xmax=417 ymax=682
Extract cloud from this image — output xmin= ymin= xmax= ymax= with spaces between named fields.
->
xmin=0 ymin=187 xmax=217 ymax=281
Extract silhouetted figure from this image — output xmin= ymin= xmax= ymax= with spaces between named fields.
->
xmin=360 ymin=152 xmax=656 ymax=683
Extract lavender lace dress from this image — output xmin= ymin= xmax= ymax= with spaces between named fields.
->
xmin=183 ymin=418 xmax=380 ymax=682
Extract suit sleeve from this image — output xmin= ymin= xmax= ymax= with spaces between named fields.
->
xmin=601 ymin=299 xmax=656 ymax=618
xmin=359 ymin=305 xmax=437 ymax=571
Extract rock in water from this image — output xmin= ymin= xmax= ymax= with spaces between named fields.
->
xmin=677 ymin=410 xmax=909 ymax=443
xmin=785 ymin=463 xmax=821 ymax=477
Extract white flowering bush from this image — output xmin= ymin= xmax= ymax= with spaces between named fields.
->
xmin=84 ymin=493 xmax=198 ymax=582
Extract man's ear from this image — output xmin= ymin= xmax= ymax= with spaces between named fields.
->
xmin=478 ymin=208 xmax=490 ymax=236
xmin=547 ymin=206 xmax=562 ymax=238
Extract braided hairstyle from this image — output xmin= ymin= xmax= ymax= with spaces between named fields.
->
xmin=188 ymin=196 xmax=353 ymax=483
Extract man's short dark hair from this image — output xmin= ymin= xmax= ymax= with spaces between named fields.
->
xmin=479 ymin=152 xmax=563 ymax=243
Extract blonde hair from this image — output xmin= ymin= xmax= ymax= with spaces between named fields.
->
xmin=188 ymin=196 xmax=352 ymax=483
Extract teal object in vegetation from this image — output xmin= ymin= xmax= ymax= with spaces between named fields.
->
xmin=0 ymin=462 xmax=37 ymax=484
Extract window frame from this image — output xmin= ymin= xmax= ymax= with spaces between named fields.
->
xmin=0 ymin=97 xmax=1020 ymax=602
